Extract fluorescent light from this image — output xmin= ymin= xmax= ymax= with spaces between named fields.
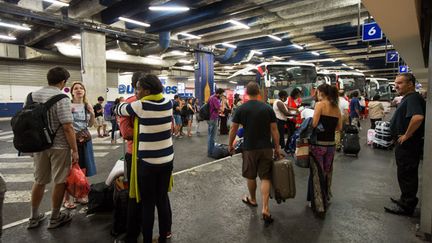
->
xmin=229 ymin=81 xmax=238 ymax=84
xmin=228 ymin=20 xmax=250 ymax=29
xmin=222 ymin=43 xmax=237 ymax=48
xmin=42 ymin=0 xmax=69 ymax=7
xmin=370 ymin=75 xmax=374 ymax=77
xmin=0 ymin=22 xmax=31 ymax=31
xmin=178 ymin=32 xmax=201 ymax=39
xmin=273 ymin=56 xmax=283 ymax=60
xmin=71 ymin=34 xmax=81 ymax=40
xmin=149 ymin=6 xmax=190 ymax=12
xmin=342 ymin=63 xmax=348 ymax=67
xmin=147 ymin=55 xmax=161 ymax=59
xmin=178 ymin=59 xmax=192 ymax=63
xmin=223 ymin=66 xmax=234 ymax=70
xmin=181 ymin=65 xmax=194 ymax=70
xmin=119 ymin=17 xmax=150 ymax=27
xmin=267 ymin=35 xmax=282 ymax=41
xmin=291 ymin=44 xmax=303 ymax=50
xmin=311 ymin=51 xmax=320 ymax=56
xmin=251 ymin=50 xmax=263 ymax=55
xmin=329 ymin=58 xmax=336 ymax=62
xmin=0 ymin=35 xmax=16 ymax=40
xmin=289 ymin=60 xmax=296 ymax=63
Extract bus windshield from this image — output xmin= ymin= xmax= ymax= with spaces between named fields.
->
xmin=338 ymin=75 xmax=366 ymax=93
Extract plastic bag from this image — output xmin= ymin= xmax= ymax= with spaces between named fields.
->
xmin=66 ymin=163 xmax=90 ymax=199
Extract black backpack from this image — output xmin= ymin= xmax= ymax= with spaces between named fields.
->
xmin=198 ymin=103 xmax=210 ymax=121
xmin=11 ymin=93 xmax=69 ymax=153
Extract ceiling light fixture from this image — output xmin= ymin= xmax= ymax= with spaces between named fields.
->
xmin=169 ymin=50 xmax=188 ymax=56
xmin=223 ymin=66 xmax=234 ymax=70
xmin=42 ymin=0 xmax=69 ymax=7
xmin=229 ymin=81 xmax=238 ymax=84
xmin=291 ymin=44 xmax=303 ymax=50
xmin=311 ymin=51 xmax=320 ymax=56
xmin=0 ymin=22 xmax=31 ymax=31
xmin=146 ymin=55 xmax=161 ymax=59
xmin=71 ymin=34 xmax=81 ymax=40
xmin=348 ymin=66 xmax=354 ymax=69
xmin=178 ymin=32 xmax=201 ymax=39
xmin=222 ymin=43 xmax=237 ymax=48
xmin=228 ymin=20 xmax=250 ymax=29
xmin=0 ymin=34 xmax=16 ymax=40
xmin=178 ymin=59 xmax=192 ymax=63
xmin=273 ymin=56 xmax=283 ymax=60
xmin=341 ymin=63 xmax=348 ymax=67
xmin=329 ymin=58 xmax=336 ymax=62
xmin=119 ymin=17 xmax=150 ymax=27
xmin=289 ymin=59 xmax=296 ymax=63
xmin=267 ymin=35 xmax=282 ymax=41
xmin=149 ymin=6 xmax=190 ymax=12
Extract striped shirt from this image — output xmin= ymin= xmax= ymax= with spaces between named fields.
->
xmin=30 ymin=86 xmax=73 ymax=149
xmin=116 ymin=98 xmax=174 ymax=165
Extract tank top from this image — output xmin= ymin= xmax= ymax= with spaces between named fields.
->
xmin=316 ymin=115 xmax=339 ymax=146
xmin=273 ymin=99 xmax=288 ymax=120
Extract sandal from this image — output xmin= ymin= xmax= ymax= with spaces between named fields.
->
xmin=242 ymin=196 xmax=258 ymax=207
xmin=262 ymin=214 xmax=274 ymax=226
xmin=63 ymin=201 xmax=77 ymax=209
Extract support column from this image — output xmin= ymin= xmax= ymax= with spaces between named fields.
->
xmin=80 ymin=30 xmax=107 ymax=104
xmin=194 ymin=51 xmax=214 ymax=105
xmin=420 ymin=25 xmax=432 ymax=239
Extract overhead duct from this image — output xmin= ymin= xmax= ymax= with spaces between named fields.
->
xmin=220 ymin=49 xmax=250 ymax=64
xmin=215 ymin=47 xmax=236 ymax=62
xmin=118 ymin=31 xmax=171 ymax=56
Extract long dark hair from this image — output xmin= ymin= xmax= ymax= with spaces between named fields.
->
xmin=317 ymin=84 xmax=338 ymax=107
xmin=234 ymin=93 xmax=241 ymax=104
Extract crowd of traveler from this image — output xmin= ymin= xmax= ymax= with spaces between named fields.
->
xmin=0 ymin=65 xmax=423 ymax=243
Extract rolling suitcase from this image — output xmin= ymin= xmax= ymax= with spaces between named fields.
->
xmin=343 ymin=133 xmax=361 ymax=156
xmin=271 ymin=159 xmax=296 ymax=203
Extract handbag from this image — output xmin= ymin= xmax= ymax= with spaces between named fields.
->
xmin=309 ymin=122 xmax=325 ymax=145
xmin=76 ymin=129 xmax=91 ymax=143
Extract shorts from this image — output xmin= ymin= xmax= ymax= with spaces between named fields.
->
xmin=173 ymin=115 xmax=182 ymax=126
xmin=95 ymin=116 xmax=106 ymax=127
xmin=33 ymin=148 xmax=71 ymax=184
xmin=242 ymin=149 xmax=273 ymax=180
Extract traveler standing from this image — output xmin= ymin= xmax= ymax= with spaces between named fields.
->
xmin=228 ymin=82 xmax=282 ymax=226
xmin=116 ymin=74 xmax=174 ymax=243
xmin=349 ymin=91 xmax=361 ymax=129
xmin=219 ymin=95 xmax=230 ymax=135
xmin=184 ymin=98 xmax=195 ymax=137
xmin=93 ymin=96 xmax=108 ymax=137
xmin=63 ymin=82 xmax=97 ymax=209
xmin=285 ymin=88 xmax=301 ymax=149
xmin=307 ymin=84 xmax=341 ymax=217
xmin=172 ymin=95 xmax=183 ymax=138
xmin=272 ymin=90 xmax=291 ymax=150
xmin=232 ymin=93 xmax=242 ymax=118
xmin=385 ymin=73 xmax=425 ymax=216
xmin=335 ymin=90 xmax=349 ymax=151
xmin=193 ymin=98 xmax=201 ymax=135
xmin=27 ymin=67 xmax=77 ymax=229
xmin=110 ymin=97 xmax=124 ymax=144
xmin=207 ymin=88 xmax=224 ymax=157
xmin=0 ymin=173 xmax=5 ymax=240
xmin=368 ymin=94 xmax=385 ymax=129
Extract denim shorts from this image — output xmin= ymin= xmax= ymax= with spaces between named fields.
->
xmin=173 ymin=115 xmax=182 ymax=125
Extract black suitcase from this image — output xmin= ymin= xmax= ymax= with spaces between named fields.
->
xmin=343 ymin=133 xmax=360 ymax=156
xmin=87 ymin=182 xmax=114 ymax=214
xmin=211 ymin=143 xmax=230 ymax=159
xmin=111 ymin=177 xmax=129 ymax=236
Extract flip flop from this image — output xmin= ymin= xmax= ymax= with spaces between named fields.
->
xmin=63 ymin=201 xmax=77 ymax=209
xmin=262 ymin=214 xmax=274 ymax=226
xmin=242 ymin=197 xmax=258 ymax=207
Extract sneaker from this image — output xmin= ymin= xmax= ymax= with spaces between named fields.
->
xmin=27 ymin=213 xmax=47 ymax=229
xmin=47 ymin=212 xmax=72 ymax=229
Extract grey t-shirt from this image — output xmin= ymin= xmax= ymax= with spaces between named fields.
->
xmin=71 ymin=103 xmax=90 ymax=132
xmin=31 ymin=86 xmax=73 ymax=149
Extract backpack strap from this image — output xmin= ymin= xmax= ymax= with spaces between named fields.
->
xmin=24 ymin=93 xmax=33 ymax=108
xmin=44 ymin=94 xmax=69 ymax=109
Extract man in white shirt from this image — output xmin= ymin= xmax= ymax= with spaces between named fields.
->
xmin=336 ymin=90 xmax=349 ymax=151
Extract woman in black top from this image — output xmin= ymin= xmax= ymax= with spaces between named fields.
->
xmin=307 ymin=84 xmax=342 ymax=217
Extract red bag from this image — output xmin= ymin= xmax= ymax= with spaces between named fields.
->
xmin=66 ymin=163 xmax=90 ymax=199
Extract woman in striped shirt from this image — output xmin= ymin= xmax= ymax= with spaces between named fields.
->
xmin=116 ymin=74 xmax=173 ymax=243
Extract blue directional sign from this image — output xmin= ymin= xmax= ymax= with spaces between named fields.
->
xmin=386 ymin=51 xmax=399 ymax=63
xmin=362 ymin=22 xmax=383 ymax=42
xmin=399 ymin=65 xmax=408 ymax=73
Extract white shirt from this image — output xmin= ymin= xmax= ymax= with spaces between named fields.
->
xmin=338 ymin=97 xmax=349 ymax=114
xmin=273 ymin=99 xmax=288 ymax=120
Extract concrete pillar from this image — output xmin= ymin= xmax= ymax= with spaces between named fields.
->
xmin=80 ymin=30 xmax=107 ymax=105
xmin=194 ymin=51 xmax=214 ymax=104
xmin=420 ymin=25 xmax=432 ymax=239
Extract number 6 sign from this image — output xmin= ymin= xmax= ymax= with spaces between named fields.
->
xmin=362 ymin=22 xmax=383 ymax=42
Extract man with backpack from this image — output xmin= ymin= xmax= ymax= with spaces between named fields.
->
xmin=26 ymin=67 xmax=78 ymax=229
xmin=207 ymin=88 xmax=224 ymax=157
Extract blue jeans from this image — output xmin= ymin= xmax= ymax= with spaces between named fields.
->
xmin=207 ymin=119 xmax=218 ymax=156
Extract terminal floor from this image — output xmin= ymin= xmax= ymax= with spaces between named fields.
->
xmin=2 ymin=122 xmax=424 ymax=242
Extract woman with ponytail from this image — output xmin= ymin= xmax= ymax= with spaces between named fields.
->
xmin=307 ymin=84 xmax=342 ymax=217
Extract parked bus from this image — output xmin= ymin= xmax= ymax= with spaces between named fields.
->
xmin=317 ymin=70 xmax=366 ymax=96
xmin=366 ymin=77 xmax=393 ymax=101
xmin=228 ymin=62 xmax=317 ymax=105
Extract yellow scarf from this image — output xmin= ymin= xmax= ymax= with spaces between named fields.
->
xmin=130 ymin=93 xmax=164 ymax=202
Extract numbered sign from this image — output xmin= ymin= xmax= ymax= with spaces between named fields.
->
xmin=386 ymin=51 xmax=399 ymax=63
xmin=362 ymin=22 xmax=383 ymax=42
xmin=399 ymin=65 xmax=408 ymax=73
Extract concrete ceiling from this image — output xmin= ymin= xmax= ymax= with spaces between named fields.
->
xmin=0 ymin=0 xmax=427 ymax=81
